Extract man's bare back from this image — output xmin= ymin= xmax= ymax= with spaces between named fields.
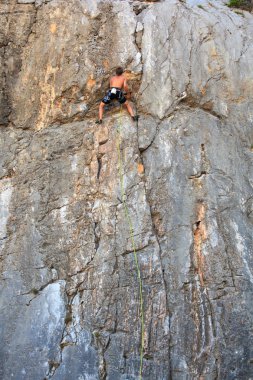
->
xmin=110 ymin=75 xmax=127 ymax=90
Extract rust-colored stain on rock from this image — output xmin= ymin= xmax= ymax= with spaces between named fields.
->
xmin=124 ymin=71 xmax=142 ymax=81
xmin=210 ymin=46 xmax=218 ymax=57
xmin=87 ymin=77 xmax=96 ymax=91
xmin=200 ymin=86 xmax=206 ymax=96
xmin=50 ymin=23 xmax=57 ymax=34
xmin=137 ymin=163 xmax=144 ymax=174
xmin=193 ymin=203 xmax=207 ymax=286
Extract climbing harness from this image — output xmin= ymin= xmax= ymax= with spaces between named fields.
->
xmin=102 ymin=87 xmax=127 ymax=105
xmin=116 ymin=106 xmax=145 ymax=380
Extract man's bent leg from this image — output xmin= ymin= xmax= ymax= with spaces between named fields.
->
xmin=99 ymin=102 xmax=105 ymax=121
xmin=124 ymin=100 xmax=134 ymax=117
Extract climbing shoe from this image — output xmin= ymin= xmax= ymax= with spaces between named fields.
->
xmin=132 ymin=115 xmax=139 ymax=122
xmin=95 ymin=119 xmax=102 ymax=124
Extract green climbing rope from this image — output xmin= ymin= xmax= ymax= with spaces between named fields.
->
xmin=116 ymin=106 xmax=145 ymax=379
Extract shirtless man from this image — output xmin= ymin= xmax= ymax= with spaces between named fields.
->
xmin=96 ymin=67 xmax=139 ymax=124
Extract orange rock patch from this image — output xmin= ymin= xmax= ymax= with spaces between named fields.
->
xmin=193 ymin=203 xmax=207 ymax=286
xmin=87 ymin=77 xmax=96 ymax=91
xmin=50 ymin=23 xmax=57 ymax=34
xmin=137 ymin=163 xmax=144 ymax=174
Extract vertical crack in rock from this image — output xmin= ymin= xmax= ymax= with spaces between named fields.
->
xmin=24 ymin=2 xmax=38 ymax=47
xmin=93 ymin=330 xmax=110 ymax=380
xmin=186 ymin=22 xmax=194 ymax=100
xmin=189 ymin=279 xmax=218 ymax=378
xmin=132 ymin=2 xmax=149 ymax=16
xmin=216 ymin=213 xmax=237 ymax=289
xmin=138 ymin=118 xmax=161 ymax=154
xmin=192 ymin=203 xmax=207 ymax=287
xmin=93 ymin=221 xmax=100 ymax=252
xmin=97 ymin=155 xmax=102 ymax=180
xmin=188 ymin=143 xmax=210 ymax=179
xmin=185 ymin=137 xmax=220 ymax=376
xmin=189 ymin=200 xmax=218 ymax=376
xmin=47 ymin=289 xmax=78 ymax=379
xmin=135 ymin=120 xmax=171 ymax=375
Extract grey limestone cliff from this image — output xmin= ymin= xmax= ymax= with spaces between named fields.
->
xmin=1 ymin=0 xmax=253 ymax=379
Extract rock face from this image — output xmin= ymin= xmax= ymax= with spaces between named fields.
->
xmin=1 ymin=0 xmax=253 ymax=379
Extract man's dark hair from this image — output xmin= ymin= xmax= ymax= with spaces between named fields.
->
xmin=116 ymin=67 xmax=124 ymax=76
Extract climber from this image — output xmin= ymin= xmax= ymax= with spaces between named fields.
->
xmin=96 ymin=67 xmax=139 ymax=124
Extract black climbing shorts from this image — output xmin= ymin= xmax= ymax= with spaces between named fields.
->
xmin=102 ymin=87 xmax=126 ymax=104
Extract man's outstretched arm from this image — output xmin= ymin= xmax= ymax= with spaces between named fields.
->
xmin=123 ymin=77 xmax=129 ymax=92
